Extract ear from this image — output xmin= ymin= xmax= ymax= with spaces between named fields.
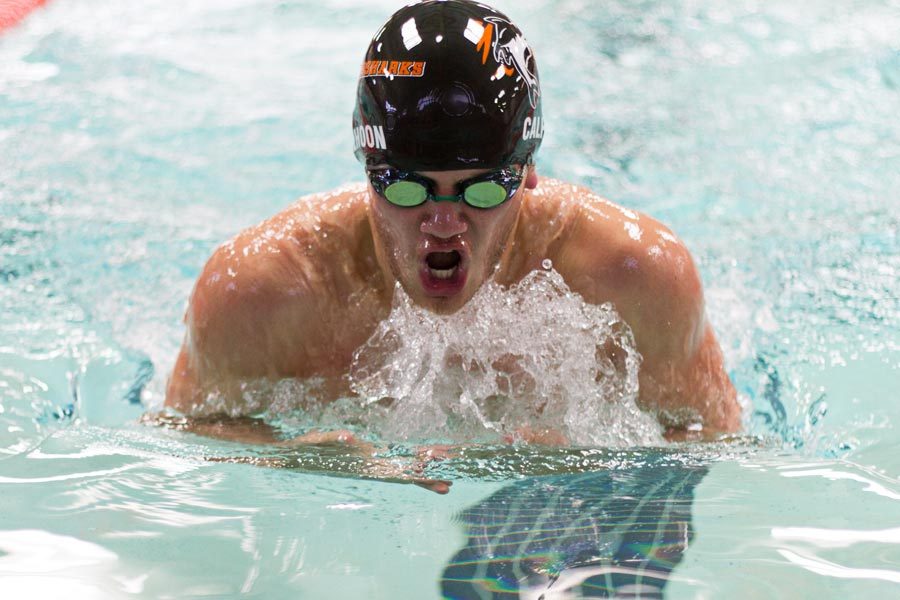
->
xmin=524 ymin=165 xmax=539 ymax=190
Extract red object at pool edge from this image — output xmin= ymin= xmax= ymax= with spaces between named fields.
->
xmin=0 ymin=0 xmax=49 ymax=33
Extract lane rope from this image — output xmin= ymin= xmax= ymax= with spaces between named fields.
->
xmin=0 ymin=0 xmax=49 ymax=33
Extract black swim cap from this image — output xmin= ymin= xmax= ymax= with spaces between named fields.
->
xmin=353 ymin=0 xmax=544 ymax=171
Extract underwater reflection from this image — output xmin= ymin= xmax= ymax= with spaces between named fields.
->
xmin=441 ymin=456 xmax=708 ymax=599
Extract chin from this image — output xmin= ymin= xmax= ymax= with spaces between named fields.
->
xmin=404 ymin=280 xmax=478 ymax=315
xmin=421 ymin=295 xmax=469 ymax=315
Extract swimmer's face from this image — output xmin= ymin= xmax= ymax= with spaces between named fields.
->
xmin=367 ymin=165 xmax=537 ymax=314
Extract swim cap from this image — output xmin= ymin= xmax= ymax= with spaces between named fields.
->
xmin=353 ymin=0 xmax=544 ymax=171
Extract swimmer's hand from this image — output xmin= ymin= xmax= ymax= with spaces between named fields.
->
xmin=142 ymin=415 xmax=452 ymax=494
xmin=277 ymin=429 xmax=375 ymax=452
xmin=416 ymin=444 xmax=457 ymax=461
xmin=662 ymin=426 xmax=744 ymax=443
xmin=278 ymin=429 xmax=452 ymax=494
xmin=503 ymin=425 xmax=569 ymax=446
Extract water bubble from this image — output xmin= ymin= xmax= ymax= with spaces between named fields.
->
xmin=541 ymin=258 xmax=553 ymax=270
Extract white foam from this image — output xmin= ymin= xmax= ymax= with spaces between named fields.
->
xmin=349 ymin=269 xmax=663 ymax=446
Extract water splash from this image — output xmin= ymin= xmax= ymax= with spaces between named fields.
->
xmin=349 ymin=269 xmax=663 ymax=446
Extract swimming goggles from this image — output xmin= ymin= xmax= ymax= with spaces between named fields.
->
xmin=367 ymin=165 xmax=524 ymax=209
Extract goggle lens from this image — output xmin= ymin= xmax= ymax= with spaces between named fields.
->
xmin=463 ymin=181 xmax=508 ymax=208
xmin=383 ymin=181 xmax=427 ymax=207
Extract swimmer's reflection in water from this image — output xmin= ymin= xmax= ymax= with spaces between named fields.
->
xmin=442 ymin=457 xmax=709 ymax=599
xmin=157 ymin=0 xmax=741 ymax=478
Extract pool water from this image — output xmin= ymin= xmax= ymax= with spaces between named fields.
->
xmin=1 ymin=0 xmax=899 ymax=597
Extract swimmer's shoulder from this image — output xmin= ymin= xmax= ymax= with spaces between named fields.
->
xmin=213 ymin=182 xmax=370 ymax=275
xmin=186 ymin=184 xmax=376 ymax=374
xmin=537 ymin=179 xmax=706 ymax=356
xmin=277 ymin=182 xmax=371 ymax=251
xmin=520 ymin=178 xmax=640 ymax=267
xmin=521 ymin=177 xmax=666 ymax=245
xmin=534 ymin=178 xmax=692 ymax=282
xmin=505 ymin=178 xmax=579 ymax=276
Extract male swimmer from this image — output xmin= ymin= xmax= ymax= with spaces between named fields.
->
xmin=164 ymin=0 xmax=741 ymax=446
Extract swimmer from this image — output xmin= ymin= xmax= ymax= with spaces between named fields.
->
xmin=164 ymin=0 xmax=740 ymax=450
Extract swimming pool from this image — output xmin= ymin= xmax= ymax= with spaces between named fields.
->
xmin=1 ymin=0 xmax=899 ymax=596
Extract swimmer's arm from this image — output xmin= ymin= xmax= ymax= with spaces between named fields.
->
xmin=554 ymin=193 xmax=740 ymax=434
xmin=166 ymin=187 xmax=375 ymax=415
xmin=165 ymin=236 xmax=324 ymax=414
xmin=142 ymin=412 xmax=451 ymax=494
xmin=625 ymin=241 xmax=740 ymax=435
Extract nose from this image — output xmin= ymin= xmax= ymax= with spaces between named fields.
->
xmin=420 ymin=201 xmax=468 ymax=239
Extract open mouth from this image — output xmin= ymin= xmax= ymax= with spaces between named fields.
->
xmin=426 ymin=250 xmax=461 ymax=280
xmin=419 ymin=247 xmax=468 ymax=298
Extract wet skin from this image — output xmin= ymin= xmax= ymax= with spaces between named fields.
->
xmin=165 ymin=168 xmax=741 ymax=444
